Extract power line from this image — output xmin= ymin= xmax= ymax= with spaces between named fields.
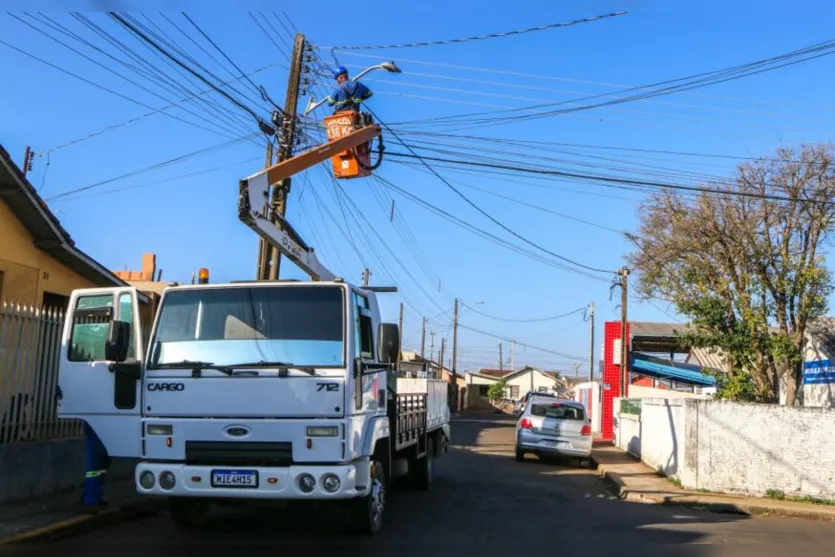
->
xmin=109 ymin=12 xmax=274 ymax=134
xmin=367 ymin=108 xmax=616 ymax=275
xmin=457 ymin=322 xmax=586 ymax=362
xmin=461 ymin=303 xmax=586 ymax=323
xmin=385 ymin=151 xmax=835 ymax=207
xmin=44 ymin=133 xmax=257 ymax=201
xmin=317 ymin=12 xmax=627 ymax=50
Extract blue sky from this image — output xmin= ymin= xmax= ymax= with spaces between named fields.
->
xmin=2 ymin=1 xmax=834 ymax=374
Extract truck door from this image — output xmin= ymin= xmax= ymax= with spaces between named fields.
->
xmin=57 ymin=287 xmax=145 ymax=457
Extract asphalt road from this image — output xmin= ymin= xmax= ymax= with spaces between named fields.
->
xmin=4 ymin=413 xmax=835 ymax=557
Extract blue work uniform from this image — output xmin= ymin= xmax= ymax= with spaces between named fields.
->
xmin=82 ymin=421 xmax=110 ymax=506
xmin=328 ymin=81 xmax=373 ymax=113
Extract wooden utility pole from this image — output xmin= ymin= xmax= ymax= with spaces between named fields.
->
xmin=429 ymin=331 xmax=436 ymax=362
xmin=420 ymin=317 xmax=426 ymax=359
xmin=257 ymin=33 xmax=306 ymax=280
xmin=619 ymin=267 xmax=630 ymax=397
xmin=397 ymin=302 xmax=404 ymax=369
xmin=439 ymin=338 xmax=446 ymax=375
xmin=510 ymin=340 xmax=515 ymax=369
xmin=499 ymin=343 xmax=503 ymax=370
xmin=588 ymin=301 xmax=595 ymax=382
xmin=451 ymin=298 xmax=459 ymax=412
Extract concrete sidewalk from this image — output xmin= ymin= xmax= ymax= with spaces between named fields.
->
xmin=0 ymin=479 xmax=164 ymax=545
xmin=592 ymin=444 xmax=835 ymax=521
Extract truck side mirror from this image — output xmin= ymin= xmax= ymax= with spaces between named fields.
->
xmin=105 ymin=321 xmax=131 ymax=362
xmin=377 ymin=323 xmax=400 ymax=364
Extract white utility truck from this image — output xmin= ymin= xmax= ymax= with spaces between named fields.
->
xmin=55 ymin=121 xmax=451 ymax=535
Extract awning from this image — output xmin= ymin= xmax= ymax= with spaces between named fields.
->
xmin=631 ymin=352 xmax=716 ymax=386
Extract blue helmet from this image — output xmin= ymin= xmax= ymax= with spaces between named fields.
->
xmin=333 ymin=65 xmax=348 ymax=80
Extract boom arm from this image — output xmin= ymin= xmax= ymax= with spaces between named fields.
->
xmin=238 ymin=124 xmax=382 ymax=281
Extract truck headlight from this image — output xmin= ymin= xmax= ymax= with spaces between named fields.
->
xmin=159 ymin=471 xmax=176 ymax=490
xmin=147 ymin=424 xmax=173 ymax=435
xmin=139 ymin=471 xmax=155 ymax=489
xmin=322 ymin=474 xmax=340 ymax=493
xmin=306 ymin=426 xmax=338 ymax=437
xmin=297 ymin=473 xmax=316 ymax=493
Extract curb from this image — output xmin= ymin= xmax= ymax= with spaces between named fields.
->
xmin=0 ymin=498 xmax=166 ymax=546
xmin=591 ymin=456 xmax=835 ymax=522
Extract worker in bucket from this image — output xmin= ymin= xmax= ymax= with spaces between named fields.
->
xmin=327 ymin=66 xmax=373 ymax=113
xmin=80 ymin=421 xmax=111 ymax=511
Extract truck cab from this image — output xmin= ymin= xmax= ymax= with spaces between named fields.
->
xmin=56 ymin=279 xmax=449 ymax=535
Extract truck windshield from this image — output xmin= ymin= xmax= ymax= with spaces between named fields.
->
xmin=148 ymin=285 xmax=345 ymax=369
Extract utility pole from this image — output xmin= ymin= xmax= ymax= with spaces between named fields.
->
xmin=451 ymin=298 xmax=459 ymax=411
xmin=588 ymin=301 xmax=595 ymax=382
xmin=22 ymin=146 xmax=34 ymax=177
xmin=499 ymin=343 xmax=503 ymax=370
xmin=362 ymin=268 xmax=371 ymax=287
xmin=439 ymin=338 xmax=446 ymax=374
xmin=397 ymin=302 xmax=404 ymax=369
xmin=429 ymin=331 xmax=436 ymax=363
xmin=619 ymin=267 xmax=631 ymax=397
xmin=420 ymin=317 xmax=426 ymax=359
xmin=257 ymin=33 xmax=306 ymax=280
xmin=510 ymin=340 xmax=515 ymax=369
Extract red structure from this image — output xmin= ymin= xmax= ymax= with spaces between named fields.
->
xmin=601 ymin=321 xmax=630 ymax=441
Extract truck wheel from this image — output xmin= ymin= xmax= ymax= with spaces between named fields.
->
xmin=412 ymin=438 xmax=434 ymax=490
xmin=169 ymin=497 xmax=210 ymax=527
xmin=351 ymin=460 xmax=385 ymax=535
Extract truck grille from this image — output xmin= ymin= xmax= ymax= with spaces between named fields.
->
xmin=185 ymin=441 xmax=293 ymax=466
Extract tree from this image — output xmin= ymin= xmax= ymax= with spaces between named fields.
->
xmin=627 ymin=143 xmax=835 ymax=404
xmin=487 ymin=379 xmax=507 ymax=405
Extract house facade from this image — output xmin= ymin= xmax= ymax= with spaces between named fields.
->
xmin=467 ymin=366 xmax=569 ymax=409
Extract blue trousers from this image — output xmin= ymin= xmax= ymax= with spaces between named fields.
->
xmin=82 ymin=422 xmax=110 ymax=505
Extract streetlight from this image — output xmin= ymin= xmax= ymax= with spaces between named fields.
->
xmin=303 ymin=62 xmax=402 ymax=116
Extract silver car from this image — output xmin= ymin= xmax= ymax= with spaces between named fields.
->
xmin=514 ymin=396 xmax=592 ymax=465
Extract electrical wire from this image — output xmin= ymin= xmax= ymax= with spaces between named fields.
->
xmin=366 ymin=108 xmax=616 ymax=275
xmin=385 ymin=151 xmax=835 ymax=207
xmin=110 ymin=12 xmax=273 ymax=133
xmin=456 ymin=323 xmax=586 ymax=362
xmin=316 ymin=12 xmax=627 ymax=50
xmin=461 ymin=303 xmax=587 ymax=323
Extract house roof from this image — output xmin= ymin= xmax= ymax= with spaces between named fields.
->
xmin=0 ymin=144 xmax=133 ymax=292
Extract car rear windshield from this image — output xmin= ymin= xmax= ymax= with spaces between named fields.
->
xmin=531 ymin=403 xmax=585 ymax=420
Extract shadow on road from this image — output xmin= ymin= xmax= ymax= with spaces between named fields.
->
xmin=7 ymin=413 xmax=819 ymax=557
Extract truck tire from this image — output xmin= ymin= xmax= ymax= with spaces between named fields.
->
xmin=169 ymin=497 xmax=210 ymax=527
xmin=351 ymin=460 xmax=385 ymax=535
xmin=411 ymin=437 xmax=433 ymax=490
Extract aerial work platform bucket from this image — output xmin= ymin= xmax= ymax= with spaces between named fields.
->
xmin=324 ymin=110 xmax=372 ymax=179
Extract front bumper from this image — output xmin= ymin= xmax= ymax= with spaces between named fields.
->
xmin=135 ymin=461 xmax=371 ymax=500
xmin=516 ymin=430 xmax=592 ymax=458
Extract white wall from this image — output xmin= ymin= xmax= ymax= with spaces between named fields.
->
xmin=617 ymin=398 xmax=835 ymax=499
xmin=574 ymin=381 xmax=601 ymax=432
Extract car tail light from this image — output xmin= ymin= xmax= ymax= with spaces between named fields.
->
xmin=581 ymin=424 xmax=592 ymax=436
xmin=520 ymin=418 xmax=532 ymax=429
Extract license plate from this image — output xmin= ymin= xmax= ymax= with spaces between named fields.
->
xmin=542 ymin=440 xmax=569 ymax=449
xmin=211 ymin=469 xmax=258 ymax=488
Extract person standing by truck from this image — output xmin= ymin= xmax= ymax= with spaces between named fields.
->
xmin=80 ymin=421 xmax=110 ymax=511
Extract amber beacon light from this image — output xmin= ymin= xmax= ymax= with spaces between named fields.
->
xmin=198 ymin=268 xmax=209 ymax=284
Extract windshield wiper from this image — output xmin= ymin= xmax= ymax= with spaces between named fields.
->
xmin=154 ymin=360 xmax=233 ymax=376
xmin=227 ymin=361 xmax=317 ymax=375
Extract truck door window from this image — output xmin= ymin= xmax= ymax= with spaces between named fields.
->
xmin=353 ymin=292 xmax=373 ymax=359
xmin=69 ymin=294 xmax=114 ymax=362
xmin=118 ymin=293 xmax=136 ymax=360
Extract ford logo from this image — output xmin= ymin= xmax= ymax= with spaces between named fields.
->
xmin=224 ymin=426 xmax=250 ymax=438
